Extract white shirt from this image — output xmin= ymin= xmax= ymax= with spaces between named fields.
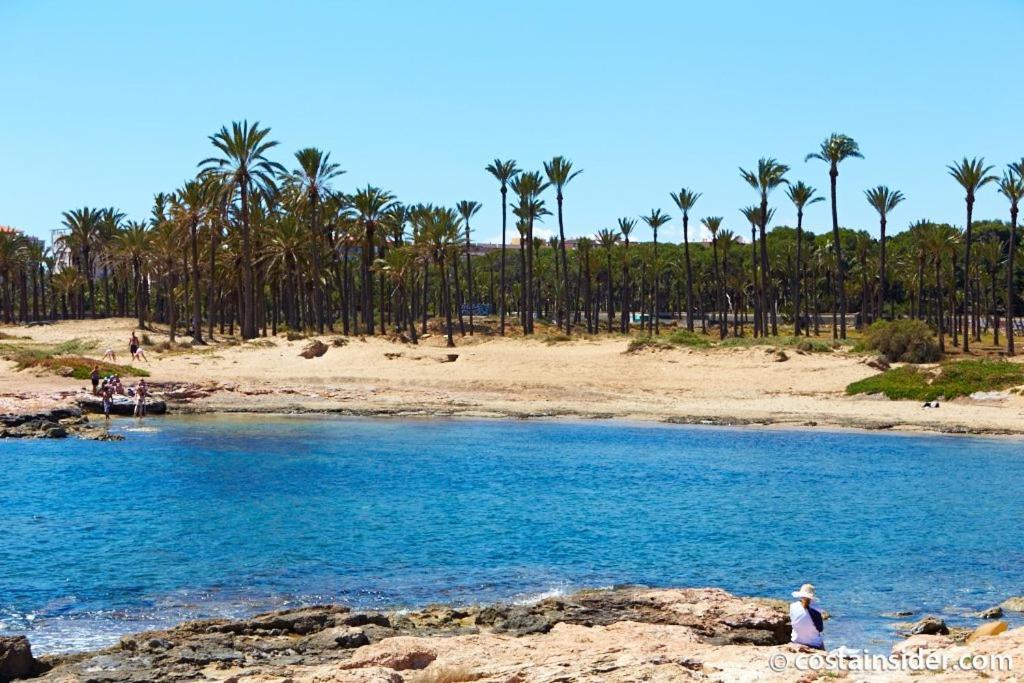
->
xmin=790 ymin=600 xmax=824 ymax=648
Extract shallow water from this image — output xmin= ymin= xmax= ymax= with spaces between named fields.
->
xmin=2 ymin=415 xmax=1023 ymax=653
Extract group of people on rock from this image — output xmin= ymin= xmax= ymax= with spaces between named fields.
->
xmin=89 ymin=331 xmax=151 ymax=419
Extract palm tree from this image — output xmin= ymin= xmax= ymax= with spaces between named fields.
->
xmin=999 ymin=165 xmax=1024 ymax=355
xmin=739 ymin=205 xmax=762 ymax=335
xmin=456 ymin=200 xmax=482 ymax=335
xmin=485 ymin=159 xmax=521 ymax=335
xmin=543 ymin=157 xmax=583 ymax=334
xmin=114 ymin=220 xmax=151 ymax=328
xmin=806 ymin=133 xmax=862 ymax=339
xmin=172 ymin=179 xmax=214 ymax=343
xmin=670 ymin=188 xmax=701 ymax=331
xmin=703 ymin=217 xmax=726 ymax=339
xmin=509 ymin=171 xmax=549 ymax=334
xmin=640 ymin=209 xmax=672 ymax=334
xmin=921 ymin=222 xmax=958 ymax=353
xmin=350 ymin=186 xmax=397 ymax=335
xmin=199 ymin=121 xmax=284 ymax=339
xmin=786 ymin=182 xmax=823 ymax=336
xmin=740 ymin=158 xmax=789 ymax=336
xmin=864 ymin=185 xmax=905 ymax=323
xmin=595 ymin=228 xmax=620 ymax=332
xmin=59 ymin=207 xmax=104 ymax=318
xmin=618 ymin=217 xmax=636 ymax=333
xmin=947 ymin=157 xmax=996 ymax=352
xmin=283 ymin=147 xmax=345 ymax=333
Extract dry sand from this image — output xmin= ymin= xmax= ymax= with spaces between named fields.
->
xmin=3 ymin=317 xmax=1024 ymax=436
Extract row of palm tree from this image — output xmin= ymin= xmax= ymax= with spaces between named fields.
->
xmin=2 ymin=123 xmax=1023 ymax=357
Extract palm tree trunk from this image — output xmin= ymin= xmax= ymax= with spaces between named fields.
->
xmin=362 ymin=223 xmax=375 ymax=335
xmin=556 ymin=194 xmax=570 ymax=334
xmin=1008 ymin=205 xmax=1018 ymax=355
xmin=621 ymin=241 xmax=631 ymax=333
xmin=794 ymin=209 xmax=804 ymax=336
xmin=499 ymin=186 xmax=508 ymax=336
xmin=829 ymin=166 xmax=847 ymax=338
xmin=190 ymin=220 xmax=204 ymax=343
xmin=963 ymin=198 xmax=974 ymax=351
xmin=683 ymin=215 xmax=694 ymax=331
xmin=877 ymin=215 xmax=887 ymax=321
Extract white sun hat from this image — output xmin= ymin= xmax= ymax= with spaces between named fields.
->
xmin=792 ymin=583 xmax=817 ymax=600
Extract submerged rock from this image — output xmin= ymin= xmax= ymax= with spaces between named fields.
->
xmin=1000 ymin=596 xmax=1024 ymax=612
xmin=909 ymin=615 xmax=949 ymax=636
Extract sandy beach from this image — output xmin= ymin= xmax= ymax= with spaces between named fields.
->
xmin=3 ymin=318 xmax=1024 ymax=436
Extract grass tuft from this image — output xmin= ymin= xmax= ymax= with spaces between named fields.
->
xmin=846 ymin=359 xmax=1024 ymax=401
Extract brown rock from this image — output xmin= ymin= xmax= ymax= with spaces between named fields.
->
xmin=0 ymin=636 xmax=41 ymax=682
xmin=1000 ymin=596 xmax=1024 ymax=612
xmin=341 ymin=637 xmax=437 ymax=671
xmin=909 ymin=615 xmax=949 ymax=636
xmin=300 ymin=340 xmax=329 ymax=359
xmin=967 ymin=620 xmax=1008 ymax=643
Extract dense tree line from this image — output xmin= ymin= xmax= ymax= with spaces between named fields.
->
xmin=1 ymin=124 xmax=1023 ymax=355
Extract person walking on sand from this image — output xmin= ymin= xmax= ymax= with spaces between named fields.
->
xmin=129 ymin=332 xmax=140 ymax=360
xmin=789 ymin=583 xmax=825 ymax=649
xmin=90 ymin=365 xmax=101 ymax=395
xmin=134 ymin=379 xmax=148 ymax=417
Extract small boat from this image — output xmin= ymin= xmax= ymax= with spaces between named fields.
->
xmin=77 ymin=394 xmax=167 ymax=416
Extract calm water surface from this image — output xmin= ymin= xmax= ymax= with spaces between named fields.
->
xmin=2 ymin=415 xmax=1023 ymax=653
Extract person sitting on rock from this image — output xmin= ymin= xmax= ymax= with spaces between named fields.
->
xmin=789 ymin=583 xmax=825 ymax=649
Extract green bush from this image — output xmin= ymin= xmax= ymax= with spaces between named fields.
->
xmin=861 ymin=319 xmax=940 ymax=363
xmin=846 ymin=359 xmax=1024 ymax=401
xmin=665 ymin=329 xmax=712 ymax=348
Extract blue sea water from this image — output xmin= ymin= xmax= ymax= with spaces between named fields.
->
xmin=2 ymin=415 xmax=1024 ymax=654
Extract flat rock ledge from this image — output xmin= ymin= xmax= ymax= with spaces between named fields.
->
xmin=24 ymin=587 xmax=789 ymax=682
xmin=0 ymin=406 xmax=121 ymax=440
xmin=19 ymin=587 xmax=1024 ymax=682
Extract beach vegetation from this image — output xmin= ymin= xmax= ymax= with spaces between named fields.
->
xmin=859 ymin=319 xmax=940 ymax=363
xmin=846 ymin=359 xmax=1024 ymax=401
xmin=0 ymin=338 xmax=148 ymax=379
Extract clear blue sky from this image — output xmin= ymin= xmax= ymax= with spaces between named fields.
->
xmin=2 ymin=0 xmax=1022 ymax=245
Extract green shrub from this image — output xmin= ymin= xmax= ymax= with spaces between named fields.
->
xmin=665 ymin=329 xmax=712 ymax=348
xmin=861 ymin=319 xmax=940 ymax=363
xmin=285 ymin=330 xmax=306 ymax=341
xmin=846 ymin=359 xmax=1024 ymax=401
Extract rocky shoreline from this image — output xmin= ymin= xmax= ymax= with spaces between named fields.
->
xmin=8 ymin=587 xmax=793 ymax=682
xmin=4 ymin=587 xmax=1023 ymax=682
xmin=0 ymin=404 xmax=121 ymax=440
